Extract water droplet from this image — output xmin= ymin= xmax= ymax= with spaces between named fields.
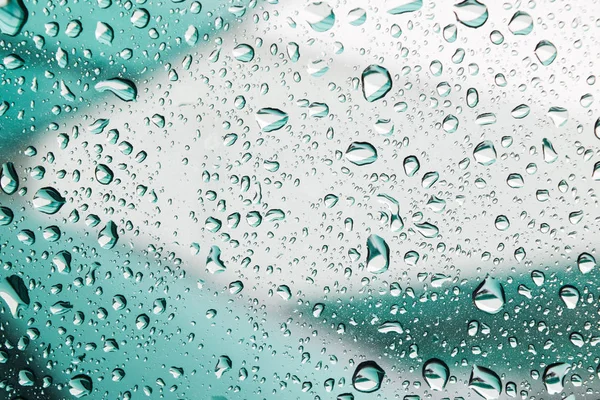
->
xmin=577 ymin=252 xmax=596 ymax=274
xmin=559 ymin=285 xmax=579 ymax=309
xmin=95 ymin=78 xmax=137 ymax=102
xmin=469 ymin=365 xmax=502 ymax=399
xmin=69 ymin=374 xmax=93 ymax=398
xmin=361 ymin=65 xmax=392 ymax=102
xmin=0 ymin=162 xmax=19 ymax=194
xmin=454 ymin=0 xmax=488 ymax=28
xmin=95 ymin=164 xmax=114 ymax=184
xmin=511 ymin=104 xmax=530 ymax=119
xmin=387 ymin=0 xmax=422 ymax=15
xmin=366 ymin=234 xmax=390 ymax=274
xmin=508 ymin=11 xmax=533 ymax=35
xmin=542 ymin=138 xmax=558 ymax=163
xmin=535 ymin=40 xmax=557 ymax=66
xmin=95 ymin=21 xmax=114 ymax=45
xmin=423 ymin=358 xmax=449 ymax=391
xmin=305 ymin=2 xmax=335 ymax=32
xmin=215 ymin=355 xmax=232 ymax=378
xmin=232 ymin=44 xmax=255 ymax=62
xmin=0 ymin=206 xmax=14 ymax=226
xmin=256 ymin=108 xmax=289 ymax=132
xmin=473 ymin=140 xmax=497 ymax=166
xmin=0 ymin=275 xmax=30 ymax=318
xmin=98 ymin=221 xmax=119 ymax=249
xmin=206 ymin=245 xmax=227 ymax=274
xmin=442 ymin=114 xmax=459 ymax=133
xmin=345 ymin=142 xmax=377 ymax=166
xmin=415 ymin=222 xmax=439 ymax=238
xmin=542 ymin=363 xmax=570 ymax=395
xmin=131 ymin=8 xmax=149 ymax=28
xmin=494 ymin=215 xmax=510 ymax=231
xmin=33 ymin=187 xmax=65 ymax=214
xmin=352 ymin=361 xmax=385 ymax=393
xmin=547 ymin=106 xmax=568 ymax=127
xmin=348 ymin=8 xmax=366 ymax=26
xmin=53 ymin=251 xmax=72 ymax=274
xmin=473 ymin=276 xmax=505 ymax=314
xmin=0 ymin=0 xmax=28 ymax=36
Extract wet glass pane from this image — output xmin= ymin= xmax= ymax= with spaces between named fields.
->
xmin=0 ymin=0 xmax=598 ymax=398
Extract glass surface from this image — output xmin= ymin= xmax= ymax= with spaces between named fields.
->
xmin=0 ymin=0 xmax=599 ymax=398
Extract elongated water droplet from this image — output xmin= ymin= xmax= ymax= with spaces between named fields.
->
xmin=95 ymin=21 xmax=114 ymax=45
xmin=454 ymin=0 xmax=488 ymax=28
xmin=256 ymin=108 xmax=289 ymax=132
xmin=423 ymin=358 xmax=449 ymax=391
xmin=206 ymin=245 xmax=227 ymax=274
xmin=33 ymin=187 xmax=65 ymax=214
xmin=98 ymin=221 xmax=119 ymax=249
xmin=542 ymin=138 xmax=558 ymax=163
xmin=53 ymin=251 xmax=72 ymax=274
xmin=415 ymin=222 xmax=439 ymax=238
xmin=511 ymin=104 xmax=530 ymax=119
xmin=215 ymin=355 xmax=232 ymax=378
xmin=466 ymin=88 xmax=479 ymax=108
xmin=95 ymin=78 xmax=137 ymax=102
xmin=0 ymin=162 xmax=19 ymax=194
xmin=345 ymin=142 xmax=377 ymax=166
xmin=473 ymin=276 xmax=505 ymax=314
xmin=366 ymin=234 xmax=390 ymax=274
xmin=469 ymin=365 xmax=502 ymax=399
xmin=352 ymin=361 xmax=385 ymax=393
xmin=0 ymin=275 xmax=30 ymax=318
xmin=361 ymin=65 xmax=392 ymax=102
xmin=387 ymin=0 xmax=422 ymax=15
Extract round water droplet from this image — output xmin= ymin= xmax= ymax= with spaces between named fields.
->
xmin=423 ymin=358 xmax=449 ymax=391
xmin=69 ymin=374 xmax=93 ymax=398
xmin=347 ymin=8 xmax=366 ymax=26
xmin=95 ymin=164 xmax=114 ymax=185
xmin=577 ymin=252 xmax=596 ymax=274
xmin=361 ymin=65 xmax=392 ymax=102
xmin=454 ymin=0 xmax=488 ymax=28
xmin=473 ymin=276 xmax=505 ymax=314
xmin=559 ymin=285 xmax=579 ymax=309
xmin=543 ymin=363 xmax=570 ymax=395
xmin=494 ymin=215 xmax=510 ymax=231
xmin=352 ymin=361 xmax=385 ymax=393
xmin=232 ymin=44 xmax=255 ymax=62
xmin=508 ymin=11 xmax=533 ymax=35
xmin=305 ymin=2 xmax=335 ymax=32
xmin=535 ymin=40 xmax=557 ymax=66
xmin=473 ymin=140 xmax=497 ymax=166
xmin=442 ymin=114 xmax=458 ymax=133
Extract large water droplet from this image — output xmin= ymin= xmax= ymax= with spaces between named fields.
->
xmin=33 ymin=187 xmax=66 ymax=214
xmin=98 ymin=221 xmax=119 ymax=249
xmin=361 ymin=65 xmax=392 ymax=102
xmin=0 ymin=275 xmax=30 ymax=318
xmin=0 ymin=206 xmax=14 ymax=225
xmin=508 ymin=11 xmax=533 ymax=35
xmin=0 ymin=162 xmax=19 ymax=194
xmin=535 ymin=40 xmax=557 ymax=66
xmin=232 ymin=44 xmax=255 ymax=62
xmin=0 ymin=0 xmax=28 ymax=36
xmin=542 ymin=363 xmax=570 ymax=395
xmin=305 ymin=2 xmax=335 ymax=32
xmin=469 ymin=365 xmax=502 ymax=399
xmin=352 ymin=361 xmax=385 ymax=393
xmin=454 ymin=0 xmax=488 ymax=28
xmin=423 ymin=358 xmax=449 ymax=391
xmin=366 ymin=234 xmax=390 ymax=274
xmin=207 ymin=245 xmax=227 ymax=274
xmin=559 ymin=285 xmax=579 ymax=309
xmin=577 ymin=252 xmax=596 ymax=274
xmin=95 ymin=78 xmax=137 ymax=102
xmin=345 ymin=142 xmax=377 ymax=166
xmin=95 ymin=164 xmax=115 ymax=185
xmin=473 ymin=140 xmax=497 ymax=166
xmin=215 ymin=355 xmax=232 ymax=378
xmin=473 ymin=276 xmax=505 ymax=314
xmin=69 ymin=374 xmax=93 ymax=398
xmin=542 ymin=138 xmax=558 ymax=163
xmin=256 ymin=108 xmax=289 ymax=132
